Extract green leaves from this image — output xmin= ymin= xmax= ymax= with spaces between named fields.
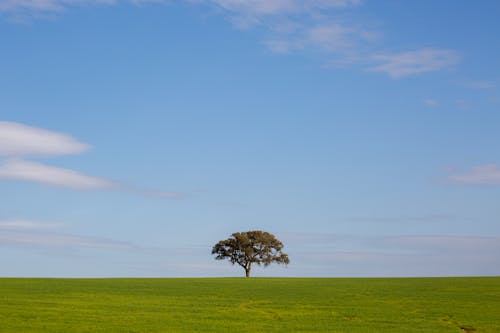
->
xmin=212 ymin=230 xmax=290 ymax=277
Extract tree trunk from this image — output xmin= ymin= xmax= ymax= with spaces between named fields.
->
xmin=245 ymin=265 xmax=251 ymax=278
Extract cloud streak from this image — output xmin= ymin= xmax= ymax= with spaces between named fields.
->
xmin=0 ymin=229 xmax=131 ymax=248
xmin=0 ymin=121 xmax=183 ymax=198
xmin=206 ymin=0 xmax=377 ymax=60
xmin=206 ymin=0 xmax=361 ymax=22
xmin=0 ymin=0 xmax=115 ymax=15
xmin=200 ymin=2 xmax=459 ymax=77
xmin=286 ymin=232 xmax=500 ymax=256
xmin=209 ymin=2 xmax=461 ymax=78
xmin=0 ymin=0 xmax=362 ymax=15
xmin=423 ymin=98 xmax=438 ymax=107
xmin=0 ymin=1 xmax=460 ymax=78
xmin=448 ymin=164 xmax=500 ymax=186
xmin=461 ymin=80 xmax=496 ymax=89
xmin=0 ymin=220 xmax=66 ymax=229
xmin=370 ymin=48 xmax=460 ymax=78
xmin=0 ymin=218 xmax=129 ymax=249
xmin=0 ymin=121 xmax=111 ymax=189
xmin=281 ymin=232 xmax=500 ymax=276
xmin=0 ymin=159 xmax=114 ymax=189
xmin=0 ymin=121 xmax=89 ymax=157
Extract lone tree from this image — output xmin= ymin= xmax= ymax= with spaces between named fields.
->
xmin=211 ymin=230 xmax=289 ymax=277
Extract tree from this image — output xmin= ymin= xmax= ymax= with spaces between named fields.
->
xmin=211 ymin=230 xmax=289 ymax=277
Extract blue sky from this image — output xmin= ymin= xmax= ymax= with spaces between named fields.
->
xmin=1 ymin=0 xmax=499 ymax=277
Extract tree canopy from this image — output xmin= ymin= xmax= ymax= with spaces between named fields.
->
xmin=211 ymin=230 xmax=289 ymax=277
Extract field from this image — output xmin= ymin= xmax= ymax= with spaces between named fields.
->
xmin=0 ymin=277 xmax=499 ymax=332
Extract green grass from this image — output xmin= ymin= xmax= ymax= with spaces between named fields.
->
xmin=0 ymin=277 xmax=499 ymax=332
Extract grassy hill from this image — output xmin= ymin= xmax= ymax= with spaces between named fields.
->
xmin=1 ymin=277 xmax=499 ymax=332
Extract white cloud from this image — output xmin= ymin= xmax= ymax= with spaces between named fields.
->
xmin=0 ymin=121 xmax=114 ymax=190
xmin=200 ymin=2 xmax=460 ymax=78
xmin=388 ymin=235 xmax=500 ymax=253
xmin=264 ymin=39 xmax=301 ymax=54
xmin=0 ymin=0 xmax=361 ymax=15
xmin=209 ymin=0 xmax=299 ymax=16
xmin=282 ymin=232 xmax=500 ymax=276
xmin=141 ymin=189 xmax=185 ymax=199
xmin=215 ymin=0 xmax=373 ymax=55
xmin=201 ymin=0 xmax=364 ymax=32
xmin=0 ymin=159 xmax=114 ymax=189
xmin=0 ymin=121 xmax=89 ymax=157
xmin=0 ymin=229 xmax=131 ymax=248
xmin=208 ymin=0 xmax=360 ymax=17
xmin=1 ymin=1 xmax=460 ymax=79
xmin=0 ymin=220 xmax=66 ymax=229
xmin=0 ymin=0 xmax=115 ymax=14
xmin=448 ymin=164 xmax=500 ymax=185
xmin=0 ymin=121 xmax=183 ymax=198
xmin=462 ymin=80 xmax=495 ymax=89
xmin=370 ymin=48 xmax=460 ymax=78
xmin=423 ymin=98 xmax=438 ymax=107
xmin=207 ymin=3 xmax=459 ymax=78
xmin=264 ymin=23 xmax=377 ymax=61
xmin=308 ymin=24 xmax=356 ymax=51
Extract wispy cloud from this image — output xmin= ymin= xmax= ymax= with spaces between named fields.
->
xmin=0 ymin=121 xmax=183 ymax=197
xmin=448 ymin=164 xmax=500 ymax=185
xmin=0 ymin=218 xmax=129 ymax=249
xmin=0 ymin=121 xmax=110 ymax=189
xmin=423 ymin=98 xmax=438 ymax=107
xmin=383 ymin=235 xmax=500 ymax=254
xmin=207 ymin=0 xmax=361 ymax=17
xmin=195 ymin=0 xmax=374 ymax=64
xmin=140 ymin=189 xmax=185 ymax=199
xmin=263 ymin=22 xmax=376 ymax=59
xmin=0 ymin=219 xmax=66 ymax=229
xmin=0 ymin=121 xmax=89 ymax=157
xmin=370 ymin=48 xmax=460 ymax=78
xmin=0 ymin=0 xmax=115 ymax=15
xmin=461 ymin=80 xmax=496 ymax=89
xmin=308 ymin=24 xmax=358 ymax=51
xmin=0 ymin=0 xmax=362 ymax=16
xmin=0 ymin=1 xmax=460 ymax=78
xmin=0 ymin=229 xmax=131 ymax=248
xmin=0 ymin=159 xmax=114 ymax=189
xmin=281 ymin=232 xmax=500 ymax=276
xmin=339 ymin=214 xmax=455 ymax=224
xmin=199 ymin=2 xmax=459 ymax=77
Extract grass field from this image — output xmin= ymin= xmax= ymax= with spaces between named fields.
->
xmin=0 ymin=277 xmax=499 ymax=332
